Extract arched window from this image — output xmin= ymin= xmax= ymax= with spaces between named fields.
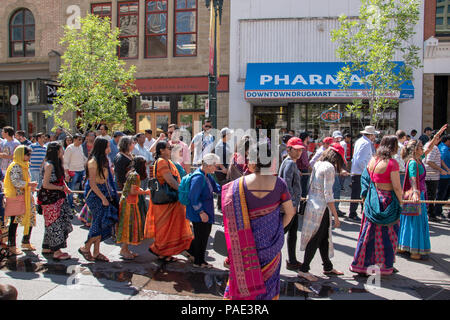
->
xmin=10 ymin=8 xmax=35 ymax=57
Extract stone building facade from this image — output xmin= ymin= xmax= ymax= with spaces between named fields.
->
xmin=0 ymin=0 xmax=230 ymax=137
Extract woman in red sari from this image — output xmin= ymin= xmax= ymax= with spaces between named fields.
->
xmin=222 ymin=142 xmax=296 ymax=300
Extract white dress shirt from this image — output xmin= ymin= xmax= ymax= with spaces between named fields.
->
xmin=351 ymin=136 xmax=374 ymax=175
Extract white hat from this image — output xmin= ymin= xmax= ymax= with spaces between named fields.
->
xmin=360 ymin=126 xmax=380 ymax=135
xmin=220 ymin=127 xmax=233 ymax=136
xmin=332 ymin=130 xmax=343 ymax=139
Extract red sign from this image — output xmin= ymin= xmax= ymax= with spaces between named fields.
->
xmin=320 ymin=110 xmax=343 ymax=123
xmin=135 ymin=76 xmax=229 ymax=94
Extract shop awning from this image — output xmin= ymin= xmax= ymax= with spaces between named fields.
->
xmin=244 ymin=62 xmax=414 ymax=101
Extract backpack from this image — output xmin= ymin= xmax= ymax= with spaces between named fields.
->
xmin=178 ymin=171 xmax=206 ymax=206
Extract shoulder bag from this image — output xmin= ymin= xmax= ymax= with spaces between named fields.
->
xmin=148 ymin=159 xmax=178 ymax=205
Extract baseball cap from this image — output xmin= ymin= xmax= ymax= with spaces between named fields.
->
xmin=332 ymin=131 xmax=343 ymax=139
xmin=287 ymin=137 xmax=306 ymax=150
xmin=323 ymin=137 xmax=334 ymax=145
xmin=330 ymin=142 xmax=347 ymax=164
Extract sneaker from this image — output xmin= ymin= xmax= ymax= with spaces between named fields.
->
xmin=337 ymin=210 xmax=346 ymax=217
xmin=347 ymin=215 xmax=361 ymax=222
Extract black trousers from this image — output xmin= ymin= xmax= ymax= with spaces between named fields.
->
xmin=8 ymin=216 xmax=32 ymax=247
xmin=425 ymin=180 xmax=439 ymax=218
xmin=299 ymin=209 xmax=333 ymax=273
xmin=188 ymin=222 xmax=212 ymax=265
xmin=435 ymin=178 xmax=450 ymax=216
xmin=350 ymin=175 xmax=362 ymax=217
xmin=286 ymin=214 xmax=299 ymax=264
xmin=300 ymin=170 xmax=309 ymax=198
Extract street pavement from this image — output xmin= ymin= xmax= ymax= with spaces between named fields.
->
xmin=1 ymin=186 xmax=450 ymax=301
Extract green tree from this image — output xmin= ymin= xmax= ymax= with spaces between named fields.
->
xmin=46 ymin=14 xmax=138 ymax=132
xmin=331 ymin=0 xmax=421 ymax=127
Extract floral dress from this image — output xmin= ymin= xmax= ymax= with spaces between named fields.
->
xmin=10 ymin=164 xmax=36 ymax=227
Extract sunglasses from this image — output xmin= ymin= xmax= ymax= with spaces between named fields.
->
xmin=204 ymin=125 xmax=212 ymax=129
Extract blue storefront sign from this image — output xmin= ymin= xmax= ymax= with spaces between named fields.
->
xmin=244 ymin=62 xmax=414 ymax=101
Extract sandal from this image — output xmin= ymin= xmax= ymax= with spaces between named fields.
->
xmin=323 ymin=269 xmax=344 ymax=276
xmin=93 ymin=253 xmax=109 ymax=262
xmin=164 ymin=256 xmax=179 ymax=263
xmin=200 ymin=263 xmax=213 ymax=269
xmin=42 ymin=249 xmax=53 ymax=255
xmin=8 ymin=247 xmax=23 ymax=256
xmin=120 ymin=252 xmax=135 ymax=260
xmin=181 ymin=250 xmax=194 ymax=262
xmin=148 ymin=247 xmax=166 ymax=260
xmin=53 ymin=252 xmax=71 ymax=261
xmin=78 ymin=247 xmax=95 ymax=261
xmin=297 ymin=271 xmax=318 ymax=282
xmin=21 ymin=244 xmax=36 ymax=251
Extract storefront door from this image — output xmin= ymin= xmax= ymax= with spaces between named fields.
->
xmin=136 ymin=112 xmax=171 ymax=134
xmin=178 ymin=112 xmax=205 ymax=138
xmin=27 ymin=111 xmax=48 ymax=134
xmin=0 ymin=82 xmax=20 ymax=128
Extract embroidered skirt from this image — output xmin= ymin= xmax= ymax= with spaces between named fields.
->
xmin=350 ymin=190 xmax=400 ymax=275
xmin=42 ymin=197 xmax=73 ymax=251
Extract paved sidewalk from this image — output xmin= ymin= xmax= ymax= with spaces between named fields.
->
xmin=1 ymin=200 xmax=450 ymax=300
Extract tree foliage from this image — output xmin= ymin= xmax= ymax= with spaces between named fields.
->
xmin=46 ymin=14 xmax=138 ymax=132
xmin=331 ymin=0 xmax=421 ymax=127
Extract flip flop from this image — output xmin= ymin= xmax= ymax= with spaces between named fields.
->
xmin=323 ymin=269 xmax=344 ymax=276
xmin=93 ymin=253 xmax=109 ymax=262
xmin=148 ymin=247 xmax=166 ymax=260
xmin=78 ymin=248 xmax=94 ymax=261
xmin=120 ymin=253 xmax=135 ymax=260
xmin=200 ymin=263 xmax=213 ymax=269
xmin=53 ymin=253 xmax=71 ymax=261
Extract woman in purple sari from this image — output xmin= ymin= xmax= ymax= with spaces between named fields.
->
xmin=222 ymin=143 xmax=296 ymax=300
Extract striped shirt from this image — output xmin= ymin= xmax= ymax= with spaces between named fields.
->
xmin=30 ymin=142 xmax=47 ymax=172
xmin=424 ymin=142 xmax=441 ymax=181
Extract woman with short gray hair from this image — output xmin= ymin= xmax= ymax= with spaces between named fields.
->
xmin=185 ymin=153 xmax=221 ymax=268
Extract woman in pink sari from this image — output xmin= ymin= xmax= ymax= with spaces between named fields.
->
xmin=222 ymin=143 xmax=296 ymax=300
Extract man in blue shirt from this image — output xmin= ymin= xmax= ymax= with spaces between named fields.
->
xmin=30 ymin=133 xmax=47 ymax=188
xmin=435 ymin=135 xmax=450 ymax=219
xmin=132 ymin=133 xmax=153 ymax=190
xmin=109 ymin=131 xmax=124 ymax=165
xmin=349 ymin=126 xmax=378 ymax=222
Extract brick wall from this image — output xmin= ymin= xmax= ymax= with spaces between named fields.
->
xmin=424 ymin=0 xmax=436 ymax=40
xmin=422 ymin=73 xmax=434 ymax=129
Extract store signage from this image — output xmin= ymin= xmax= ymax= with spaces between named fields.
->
xmin=205 ymin=98 xmax=210 ymax=118
xmin=320 ymin=110 xmax=342 ymax=123
xmin=46 ymin=84 xmax=59 ymax=104
xmin=244 ymin=62 xmax=414 ymax=100
xmin=135 ymin=76 xmax=229 ymax=94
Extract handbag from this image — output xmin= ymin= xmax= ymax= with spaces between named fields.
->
xmin=4 ymin=195 xmax=26 ymax=217
xmin=213 ymin=224 xmax=228 ymax=256
xmin=401 ymin=160 xmax=422 ymax=216
xmin=298 ymin=168 xmax=314 ymax=215
xmin=148 ymin=160 xmax=178 ymax=205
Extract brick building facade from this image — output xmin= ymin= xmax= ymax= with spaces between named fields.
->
xmin=0 ymin=0 xmax=230 ymax=137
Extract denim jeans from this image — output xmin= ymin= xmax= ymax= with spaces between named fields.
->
xmin=68 ymin=170 xmax=85 ymax=208
xmin=333 ymin=175 xmax=341 ymax=211
xmin=350 ymin=175 xmax=362 ymax=217
xmin=30 ymin=170 xmax=42 ymax=189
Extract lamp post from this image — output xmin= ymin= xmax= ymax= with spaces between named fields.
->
xmin=205 ymin=0 xmax=223 ymax=129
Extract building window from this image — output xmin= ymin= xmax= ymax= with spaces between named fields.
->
xmin=145 ymin=0 xmax=168 ymax=58
xmin=177 ymin=94 xmax=207 ymax=109
xmin=174 ymin=0 xmax=197 ymax=56
xmin=118 ymin=1 xmax=139 ymax=59
xmin=436 ymin=0 xmax=450 ymax=34
xmin=91 ymin=2 xmax=112 ymax=20
xmin=9 ymin=8 xmax=35 ymax=57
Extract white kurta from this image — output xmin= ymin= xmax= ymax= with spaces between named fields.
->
xmin=300 ymin=161 xmax=336 ymax=258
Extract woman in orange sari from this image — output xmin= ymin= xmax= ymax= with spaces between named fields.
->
xmin=144 ymin=141 xmax=193 ymax=262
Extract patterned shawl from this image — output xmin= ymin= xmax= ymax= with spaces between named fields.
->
xmin=222 ymin=177 xmax=266 ymax=299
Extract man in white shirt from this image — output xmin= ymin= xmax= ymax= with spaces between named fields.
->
xmin=64 ymin=133 xmax=88 ymax=209
xmin=132 ymin=133 xmax=153 ymax=189
xmin=349 ymin=126 xmax=379 ymax=221
xmin=144 ymin=129 xmax=155 ymax=150
xmin=189 ymin=119 xmax=216 ymax=167
xmin=310 ymin=137 xmax=333 ymax=168
xmin=97 ymin=124 xmax=111 ymax=140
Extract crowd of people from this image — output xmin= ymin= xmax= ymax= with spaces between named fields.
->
xmin=0 ymin=119 xmax=449 ymax=300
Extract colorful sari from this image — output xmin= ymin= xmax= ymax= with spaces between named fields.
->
xmin=144 ymin=159 xmax=193 ymax=256
xmin=222 ymin=177 xmax=291 ymax=300
xmin=116 ymin=172 xmax=146 ymax=245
